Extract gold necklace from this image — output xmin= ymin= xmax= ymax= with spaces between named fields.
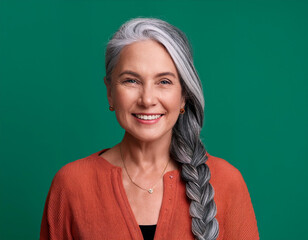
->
xmin=119 ymin=144 xmax=169 ymax=194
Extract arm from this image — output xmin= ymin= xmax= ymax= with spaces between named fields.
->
xmin=40 ymin=170 xmax=74 ymax=240
xmin=224 ymin=170 xmax=259 ymax=240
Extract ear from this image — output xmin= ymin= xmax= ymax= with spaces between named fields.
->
xmin=104 ymin=77 xmax=113 ymax=107
xmin=180 ymin=96 xmax=186 ymax=109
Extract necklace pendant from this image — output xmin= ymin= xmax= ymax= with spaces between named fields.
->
xmin=148 ymin=188 xmax=153 ymax=194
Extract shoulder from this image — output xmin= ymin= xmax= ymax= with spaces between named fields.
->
xmin=205 ymin=154 xmax=259 ymax=238
xmin=55 ymin=155 xmax=96 ymax=178
xmin=206 ymin=153 xmax=248 ymax=196
xmin=50 ymin=150 xmax=111 ymax=192
xmin=206 ymin=154 xmax=242 ymax=179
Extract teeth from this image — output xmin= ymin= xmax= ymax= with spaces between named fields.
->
xmin=135 ymin=114 xmax=161 ymax=120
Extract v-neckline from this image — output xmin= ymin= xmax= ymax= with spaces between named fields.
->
xmin=95 ymin=149 xmax=180 ymax=240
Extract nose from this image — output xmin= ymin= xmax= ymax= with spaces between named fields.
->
xmin=138 ymin=84 xmax=157 ymax=107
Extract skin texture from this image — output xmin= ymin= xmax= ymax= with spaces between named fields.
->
xmin=102 ymin=40 xmax=185 ymax=224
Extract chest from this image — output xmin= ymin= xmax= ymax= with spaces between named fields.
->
xmin=70 ymin=169 xmax=194 ymax=240
xmin=123 ymin=177 xmax=164 ymax=225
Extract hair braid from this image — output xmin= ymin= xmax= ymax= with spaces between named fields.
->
xmin=171 ymin=101 xmax=219 ymax=240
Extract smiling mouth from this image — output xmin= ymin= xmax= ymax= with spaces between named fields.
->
xmin=132 ymin=114 xmax=164 ymax=120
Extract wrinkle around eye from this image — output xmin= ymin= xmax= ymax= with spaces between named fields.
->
xmin=122 ymin=78 xmax=139 ymax=85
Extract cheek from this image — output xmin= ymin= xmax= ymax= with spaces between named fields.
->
xmin=160 ymin=91 xmax=183 ymax=109
xmin=112 ymin=88 xmax=136 ymax=110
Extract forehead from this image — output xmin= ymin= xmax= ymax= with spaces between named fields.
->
xmin=112 ymin=40 xmax=179 ymax=77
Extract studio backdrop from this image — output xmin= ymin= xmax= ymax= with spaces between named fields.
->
xmin=1 ymin=0 xmax=307 ymax=239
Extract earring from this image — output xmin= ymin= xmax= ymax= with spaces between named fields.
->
xmin=109 ymin=106 xmax=114 ymax=111
xmin=180 ymin=108 xmax=185 ymax=114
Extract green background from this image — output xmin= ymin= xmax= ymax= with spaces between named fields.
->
xmin=1 ymin=0 xmax=307 ymax=239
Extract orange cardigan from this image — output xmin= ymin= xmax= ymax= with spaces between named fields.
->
xmin=40 ymin=149 xmax=259 ymax=240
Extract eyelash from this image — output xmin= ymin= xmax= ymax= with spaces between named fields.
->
xmin=159 ymin=79 xmax=172 ymax=85
xmin=123 ymin=78 xmax=138 ymax=84
xmin=122 ymin=78 xmax=172 ymax=85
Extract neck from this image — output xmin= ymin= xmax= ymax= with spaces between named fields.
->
xmin=119 ymin=132 xmax=172 ymax=171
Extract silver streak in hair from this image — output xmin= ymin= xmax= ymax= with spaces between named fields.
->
xmin=105 ymin=18 xmax=219 ymax=240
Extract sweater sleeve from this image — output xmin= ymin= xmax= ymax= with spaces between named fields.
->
xmin=223 ymin=169 xmax=259 ymax=240
xmin=40 ymin=169 xmax=74 ymax=240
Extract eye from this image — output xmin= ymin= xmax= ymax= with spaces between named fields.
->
xmin=159 ymin=79 xmax=172 ymax=85
xmin=123 ymin=78 xmax=138 ymax=84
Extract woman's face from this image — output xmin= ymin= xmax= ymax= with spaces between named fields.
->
xmin=105 ymin=40 xmax=185 ymax=143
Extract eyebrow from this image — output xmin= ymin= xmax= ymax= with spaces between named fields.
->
xmin=118 ymin=70 xmax=177 ymax=78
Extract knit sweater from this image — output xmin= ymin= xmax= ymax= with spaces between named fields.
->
xmin=40 ymin=149 xmax=259 ymax=240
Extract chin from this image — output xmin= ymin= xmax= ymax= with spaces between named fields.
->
xmin=126 ymin=129 xmax=172 ymax=143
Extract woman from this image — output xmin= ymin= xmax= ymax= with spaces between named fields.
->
xmin=40 ymin=18 xmax=259 ymax=240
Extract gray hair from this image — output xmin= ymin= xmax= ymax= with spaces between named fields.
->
xmin=105 ymin=18 xmax=219 ymax=240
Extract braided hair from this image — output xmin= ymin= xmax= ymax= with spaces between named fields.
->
xmin=105 ymin=18 xmax=219 ymax=240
